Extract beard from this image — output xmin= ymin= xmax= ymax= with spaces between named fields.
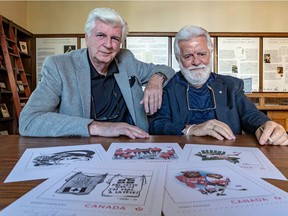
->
xmin=180 ymin=62 xmax=212 ymax=87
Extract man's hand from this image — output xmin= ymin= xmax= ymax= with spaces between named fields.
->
xmin=183 ymin=119 xmax=236 ymax=140
xmin=140 ymin=73 xmax=165 ymax=115
xmin=255 ymin=121 xmax=288 ymax=145
xmin=88 ymin=121 xmax=150 ymax=139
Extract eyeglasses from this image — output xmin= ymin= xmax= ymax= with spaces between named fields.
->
xmin=186 ymin=85 xmax=216 ymax=112
xmin=91 ymin=91 xmax=120 ymax=121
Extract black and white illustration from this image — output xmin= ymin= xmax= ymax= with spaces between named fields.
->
xmin=41 ymin=168 xmax=152 ymax=205
xmin=56 ymin=172 xmax=108 ymax=195
xmin=5 ymin=144 xmax=107 ymax=183
xmin=0 ymin=163 xmax=166 ymax=216
xmin=32 ymin=150 xmax=95 ymax=166
xmin=102 ymin=174 xmax=147 ymax=198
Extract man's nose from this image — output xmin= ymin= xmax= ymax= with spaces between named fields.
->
xmin=104 ymin=38 xmax=113 ymax=48
xmin=193 ymin=55 xmax=202 ymax=66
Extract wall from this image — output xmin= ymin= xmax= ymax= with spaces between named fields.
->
xmin=1 ymin=1 xmax=288 ymax=34
xmin=0 ymin=1 xmax=27 ymax=28
xmin=24 ymin=1 xmax=288 ymax=34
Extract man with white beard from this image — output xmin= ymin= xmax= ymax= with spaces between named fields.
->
xmin=149 ymin=25 xmax=288 ymax=146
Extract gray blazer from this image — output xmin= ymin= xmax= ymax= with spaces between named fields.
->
xmin=19 ymin=48 xmax=175 ymax=137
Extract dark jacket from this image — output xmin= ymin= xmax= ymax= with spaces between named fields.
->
xmin=149 ymin=72 xmax=270 ymax=135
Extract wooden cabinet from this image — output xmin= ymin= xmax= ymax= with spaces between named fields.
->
xmin=246 ymin=92 xmax=288 ymax=131
xmin=0 ymin=15 xmax=34 ymax=134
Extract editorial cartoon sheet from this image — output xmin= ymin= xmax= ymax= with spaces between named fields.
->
xmin=106 ymin=142 xmax=184 ymax=163
xmin=0 ymin=163 xmax=166 ymax=216
xmin=182 ymin=144 xmax=286 ymax=180
xmin=5 ymin=144 xmax=107 ymax=183
xmin=163 ymin=163 xmax=288 ymax=216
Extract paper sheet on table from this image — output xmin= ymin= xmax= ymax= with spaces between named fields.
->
xmin=181 ymin=144 xmax=287 ymax=180
xmin=4 ymin=144 xmax=107 ymax=183
xmin=163 ymin=163 xmax=288 ymax=216
xmin=0 ymin=162 xmax=166 ymax=216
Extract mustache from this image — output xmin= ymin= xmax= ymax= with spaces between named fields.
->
xmin=187 ymin=66 xmax=206 ymax=71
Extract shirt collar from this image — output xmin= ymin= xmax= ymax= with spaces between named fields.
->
xmin=87 ymin=50 xmax=119 ymax=79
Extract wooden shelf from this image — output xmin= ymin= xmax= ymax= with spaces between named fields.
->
xmin=246 ymin=92 xmax=288 ymax=110
xmin=246 ymin=92 xmax=288 ymax=131
xmin=0 ymin=15 xmax=33 ymax=135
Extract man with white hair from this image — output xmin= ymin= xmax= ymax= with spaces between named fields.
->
xmin=19 ymin=8 xmax=175 ymax=138
xmin=149 ymin=25 xmax=288 ymax=146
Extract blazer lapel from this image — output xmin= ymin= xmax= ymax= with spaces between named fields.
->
xmin=211 ymin=80 xmax=228 ymax=122
xmin=74 ymin=49 xmax=91 ymax=118
xmin=174 ymin=83 xmax=190 ymax=124
xmin=114 ymin=60 xmax=136 ymax=121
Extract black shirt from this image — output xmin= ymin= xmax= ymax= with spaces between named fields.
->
xmin=88 ymin=52 xmax=129 ymax=122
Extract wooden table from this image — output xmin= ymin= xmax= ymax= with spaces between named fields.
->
xmin=0 ymin=135 xmax=288 ymax=211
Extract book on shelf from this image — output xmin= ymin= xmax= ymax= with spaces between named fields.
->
xmin=0 ymin=130 xmax=9 ymax=135
xmin=0 ymin=103 xmax=10 ymax=118
xmin=0 ymin=82 xmax=8 ymax=91
xmin=17 ymin=80 xmax=24 ymax=92
xmin=0 ymin=54 xmax=4 ymax=68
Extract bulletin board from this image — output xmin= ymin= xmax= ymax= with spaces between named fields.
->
xmin=35 ymin=32 xmax=288 ymax=92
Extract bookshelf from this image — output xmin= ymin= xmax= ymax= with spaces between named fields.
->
xmin=0 ymin=15 xmax=34 ymax=134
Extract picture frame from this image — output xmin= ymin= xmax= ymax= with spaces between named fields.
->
xmin=19 ymin=41 xmax=28 ymax=54
xmin=0 ymin=103 xmax=10 ymax=118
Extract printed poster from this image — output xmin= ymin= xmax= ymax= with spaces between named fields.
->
xmin=217 ymin=37 xmax=260 ymax=92
xmin=163 ymin=163 xmax=288 ymax=216
xmin=5 ymin=144 xmax=107 ymax=183
xmin=181 ymin=144 xmax=286 ymax=180
xmin=0 ymin=163 xmax=166 ymax=216
xmin=263 ymin=37 xmax=288 ymax=92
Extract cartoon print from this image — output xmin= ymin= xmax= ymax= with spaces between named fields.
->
xmin=112 ymin=147 xmax=178 ymax=160
xmin=102 ymin=174 xmax=146 ymax=197
xmin=176 ymin=170 xmax=246 ymax=196
xmin=195 ymin=150 xmax=241 ymax=164
xmin=33 ymin=150 xmax=95 ymax=166
xmin=56 ymin=172 xmax=107 ymax=195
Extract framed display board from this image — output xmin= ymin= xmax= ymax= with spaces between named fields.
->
xmin=36 ymin=37 xmax=78 ymax=83
xmin=217 ymin=37 xmax=260 ymax=92
xmin=263 ymin=37 xmax=288 ymax=92
xmin=126 ymin=36 xmax=170 ymax=65
xmin=34 ymin=32 xmax=288 ymax=93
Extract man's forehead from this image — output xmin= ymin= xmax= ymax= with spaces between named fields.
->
xmin=93 ymin=20 xmax=122 ymax=35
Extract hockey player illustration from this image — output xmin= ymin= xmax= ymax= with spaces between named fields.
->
xmin=176 ymin=170 xmax=246 ymax=196
xmin=112 ymin=147 xmax=178 ymax=160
